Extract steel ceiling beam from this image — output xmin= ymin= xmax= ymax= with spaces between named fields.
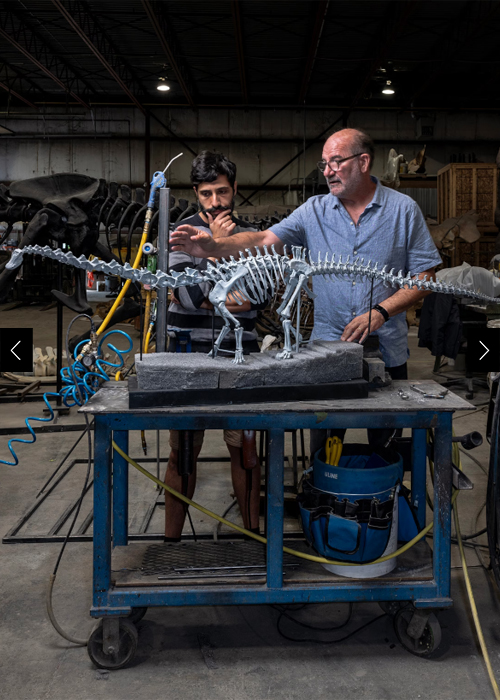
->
xmin=0 ymin=81 xmax=37 ymax=109
xmin=51 ymin=0 xmax=146 ymax=114
xmin=52 ymin=0 xmax=197 ymax=155
xmin=231 ymin=0 xmax=248 ymax=104
xmin=0 ymin=57 xmax=43 ymax=107
xmin=0 ymin=5 xmax=91 ymax=109
xmin=142 ymin=0 xmax=195 ymax=107
xmin=470 ymin=60 xmax=500 ymax=100
xmin=402 ymin=1 xmax=500 ymax=109
xmin=297 ymin=0 xmax=329 ymax=104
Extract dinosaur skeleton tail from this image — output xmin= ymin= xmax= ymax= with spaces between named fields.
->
xmin=309 ymin=250 xmax=499 ymax=304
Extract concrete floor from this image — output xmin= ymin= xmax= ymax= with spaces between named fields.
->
xmin=1 ymin=306 xmax=500 ymax=700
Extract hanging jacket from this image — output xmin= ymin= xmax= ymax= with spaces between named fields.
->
xmin=418 ymin=293 xmax=462 ymax=359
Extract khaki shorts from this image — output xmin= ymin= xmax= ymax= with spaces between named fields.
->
xmin=169 ymin=429 xmax=243 ymax=450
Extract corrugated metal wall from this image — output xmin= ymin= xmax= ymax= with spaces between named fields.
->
xmin=1 ymin=107 xmax=499 ymax=207
xmin=401 ymin=188 xmax=438 ymax=219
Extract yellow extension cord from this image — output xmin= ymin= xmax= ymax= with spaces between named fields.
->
xmin=96 ymin=219 xmax=151 ymax=337
xmin=144 ymin=323 xmax=154 ymax=355
xmin=454 ymin=503 xmax=500 ymax=699
xmin=112 ymin=440 xmax=432 ymax=567
xmin=142 ymin=290 xmax=152 ymax=354
xmin=429 ymin=432 xmax=500 ymax=699
xmin=140 ymin=291 xmax=153 ymax=452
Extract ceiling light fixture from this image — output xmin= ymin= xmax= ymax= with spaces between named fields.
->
xmin=157 ymin=77 xmax=170 ymax=92
xmin=382 ymin=80 xmax=395 ymax=95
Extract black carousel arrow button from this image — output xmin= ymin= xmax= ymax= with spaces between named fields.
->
xmin=0 ymin=328 xmax=33 ymax=372
xmin=466 ymin=328 xmax=500 ymax=373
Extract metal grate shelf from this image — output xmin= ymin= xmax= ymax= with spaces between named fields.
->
xmin=141 ymin=540 xmax=298 ymax=576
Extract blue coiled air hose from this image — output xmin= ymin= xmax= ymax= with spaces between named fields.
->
xmin=60 ymin=329 xmax=133 ymax=407
xmin=0 ymin=328 xmax=133 ymax=465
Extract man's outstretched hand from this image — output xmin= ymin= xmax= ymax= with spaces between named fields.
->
xmin=169 ymin=225 xmax=216 ymax=257
xmin=341 ymin=310 xmax=385 ymax=344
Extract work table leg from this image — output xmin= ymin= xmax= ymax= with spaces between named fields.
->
xmin=93 ymin=418 xmax=112 ymax=608
xmin=433 ymin=413 xmax=453 ymax=599
xmin=112 ymin=430 xmax=129 ymax=547
xmin=411 ymin=429 xmax=428 ymax=530
xmin=266 ymin=429 xmax=284 ymax=589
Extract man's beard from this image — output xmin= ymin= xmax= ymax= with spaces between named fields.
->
xmin=327 ymin=168 xmax=363 ymax=198
xmin=198 ymin=197 xmax=235 ymax=218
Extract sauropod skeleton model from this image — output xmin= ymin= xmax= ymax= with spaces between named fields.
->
xmin=7 ymin=244 xmax=500 ymax=364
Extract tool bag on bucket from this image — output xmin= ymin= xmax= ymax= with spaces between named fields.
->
xmin=297 ymin=444 xmax=404 ymax=563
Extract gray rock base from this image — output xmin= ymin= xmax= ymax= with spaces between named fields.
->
xmin=363 ymin=357 xmax=386 ymax=384
xmin=135 ymin=340 xmax=363 ymax=392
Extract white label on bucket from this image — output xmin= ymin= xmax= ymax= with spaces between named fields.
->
xmin=324 ymin=471 xmax=338 ymax=479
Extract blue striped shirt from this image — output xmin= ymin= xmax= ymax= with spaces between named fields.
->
xmin=270 ymin=177 xmax=442 ymax=367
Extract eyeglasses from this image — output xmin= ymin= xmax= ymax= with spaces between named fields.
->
xmin=317 ymin=153 xmax=364 ymax=173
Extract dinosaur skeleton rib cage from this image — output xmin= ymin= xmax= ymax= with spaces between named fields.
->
xmin=7 ymin=244 xmax=500 ymax=363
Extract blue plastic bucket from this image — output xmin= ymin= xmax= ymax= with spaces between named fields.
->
xmin=314 ymin=444 xmax=403 ymax=499
xmin=299 ymin=444 xmax=403 ymax=578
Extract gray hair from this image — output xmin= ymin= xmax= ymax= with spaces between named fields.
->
xmin=328 ymin=128 xmax=375 ymax=170
xmin=349 ymin=129 xmax=375 ymax=170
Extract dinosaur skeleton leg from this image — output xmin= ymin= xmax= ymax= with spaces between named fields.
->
xmin=209 ymin=304 xmax=232 ymax=359
xmin=233 ymin=327 xmax=244 ymax=364
xmin=293 ymin=275 xmax=315 ymax=352
xmin=278 ymin=320 xmax=295 ymax=360
xmin=295 ymin=295 xmax=301 ymax=354
xmin=276 ymin=274 xmax=297 ymax=316
xmin=209 ymin=301 xmax=245 ymax=364
xmin=208 ymin=266 xmax=249 ymax=364
xmin=277 ymin=272 xmax=308 ymax=360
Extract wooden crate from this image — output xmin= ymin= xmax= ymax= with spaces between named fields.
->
xmin=449 ymin=236 xmax=497 ymax=269
xmin=437 ymin=163 xmax=498 ymax=231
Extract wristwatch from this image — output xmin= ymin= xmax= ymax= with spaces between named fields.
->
xmin=372 ymin=304 xmax=389 ymax=323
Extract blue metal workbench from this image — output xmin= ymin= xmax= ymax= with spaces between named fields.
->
xmin=80 ymin=379 xmax=473 ymax=667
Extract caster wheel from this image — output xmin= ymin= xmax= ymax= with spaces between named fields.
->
xmin=127 ymin=607 xmax=147 ymax=624
xmin=87 ymin=619 xmax=138 ymax=670
xmin=379 ymin=601 xmax=407 ymax=617
xmin=394 ymin=609 xmax=442 ymax=657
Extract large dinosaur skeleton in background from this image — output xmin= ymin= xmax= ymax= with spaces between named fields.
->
xmin=7 ymin=243 xmax=500 ymax=364
xmin=0 ymin=173 xmax=152 ymax=315
xmin=0 ymin=174 xmax=117 ymax=313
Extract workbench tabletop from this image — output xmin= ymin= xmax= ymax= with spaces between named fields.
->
xmin=79 ymin=380 xmax=474 ymax=414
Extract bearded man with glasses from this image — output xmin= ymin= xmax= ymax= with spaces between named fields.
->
xmin=170 ymin=129 xmax=442 ymax=449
